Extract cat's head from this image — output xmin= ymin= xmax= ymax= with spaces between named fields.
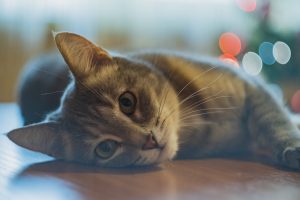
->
xmin=7 ymin=32 xmax=180 ymax=167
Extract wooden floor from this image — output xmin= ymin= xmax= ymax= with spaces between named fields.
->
xmin=1 ymin=103 xmax=300 ymax=200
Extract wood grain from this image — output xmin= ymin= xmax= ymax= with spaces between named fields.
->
xmin=1 ymin=103 xmax=300 ymax=200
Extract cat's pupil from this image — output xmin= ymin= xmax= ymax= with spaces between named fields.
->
xmin=121 ymin=98 xmax=132 ymax=107
xmin=100 ymin=142 xmax=112 ymax=153
xmin=95 ymin=140 xmax=119 ymax=159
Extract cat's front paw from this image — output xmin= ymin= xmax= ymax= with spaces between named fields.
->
xmin=282 ymin=145 xmax=300 ymax=169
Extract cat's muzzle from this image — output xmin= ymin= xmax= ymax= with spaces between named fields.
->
xmin=142 ymin=132 xmax=162 ymax=150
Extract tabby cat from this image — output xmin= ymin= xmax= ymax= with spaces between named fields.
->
xmin=7 ymin=32 xmax=300 ymax=169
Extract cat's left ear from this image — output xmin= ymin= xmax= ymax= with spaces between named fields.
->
xmin=7 ymin=122 xmax=66 ymax=158
xmin=53 ymin=31 xmax=113 ymax=79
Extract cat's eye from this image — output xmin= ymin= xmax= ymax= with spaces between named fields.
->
xmin=119 ymin=92 xmax=137 ymax=115
xmin=95 ymin=140 xmax=120 ymax=159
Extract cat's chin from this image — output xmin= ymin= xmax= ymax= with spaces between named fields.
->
xmin=139 ymin=144 xmax=177 ymax=166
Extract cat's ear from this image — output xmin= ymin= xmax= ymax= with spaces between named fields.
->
xmin=7 ymin=122 xmax=65 ymax=158
xmin=53 ymin=31 xmax=113 ymax=79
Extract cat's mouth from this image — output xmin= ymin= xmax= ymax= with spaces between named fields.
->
xmin=131 ymin=132 xmax=170 ymax=166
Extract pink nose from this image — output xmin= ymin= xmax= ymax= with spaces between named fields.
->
xmin=142 ymin=132 xmax=159 ymax=150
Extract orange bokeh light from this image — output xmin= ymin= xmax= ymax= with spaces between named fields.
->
xmin=219 ymin=32 xmax=242 ymax=56
xmin=236 ymin=0 xmax=257 ymax=12
xmin=291 ymin=90 xmax=300 ymax=113
xmin=219 ymin=54 xmax=239 ymax=68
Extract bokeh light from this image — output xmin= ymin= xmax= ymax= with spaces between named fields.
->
xmin=219 ymin=32 xmax=242 ymax=56
xmin=236 ymin=0 xmax=257 ymax=12
xmin=242 ymin=52 xmax=263 ymax=75
xmin=273 ymin=41 xmax=291 ymax=64
xmin=291 ymin=90 xmax=300 ymax=113
xmin=258 ymin=42 xmax=275 ymax=65
xmin=219 ymin=54 xmax=239 ymax=67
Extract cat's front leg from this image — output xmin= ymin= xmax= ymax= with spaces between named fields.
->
xmin=282 ymin=143 xmax=300 ymax=169
xmin=247 ymin=86 xmax=300 ymax=169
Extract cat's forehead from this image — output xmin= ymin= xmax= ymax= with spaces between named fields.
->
xmin=84 ymin=56 xmax=159 ymax=88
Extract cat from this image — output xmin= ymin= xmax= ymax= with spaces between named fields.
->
xmin=7 ymin=32 xmax=300 ymax=169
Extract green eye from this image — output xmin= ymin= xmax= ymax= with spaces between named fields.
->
xmin=95 ymin=140 xmax=120 ymax=159
xmin=119 ymin=92 xmax=137 ymax=115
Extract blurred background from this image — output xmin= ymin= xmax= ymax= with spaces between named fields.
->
xmin=0 ymin=0 xmax=300 ymax=112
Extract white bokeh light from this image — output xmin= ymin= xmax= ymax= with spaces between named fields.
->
xmin=242 ymin=52 xmax=263 ymax=76
xmin=273 ymin=41 xmax=291 ymax=64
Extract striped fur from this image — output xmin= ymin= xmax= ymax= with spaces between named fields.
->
xmin=7 ymin=32 xmax=300 ymax=169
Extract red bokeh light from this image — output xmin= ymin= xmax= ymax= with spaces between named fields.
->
xmin=219 ymin=54 xmax=239 ymax=68
xmin=236 ymin=0 xmax=257 ymax=12
xmin=291 ymin=90 xmax=300 ymax=113
xmin=219 ymin=32 xmax=242 ymax=56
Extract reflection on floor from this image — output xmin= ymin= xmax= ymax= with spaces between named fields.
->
xmin=1 ymin=103 xmax=300 ymax=200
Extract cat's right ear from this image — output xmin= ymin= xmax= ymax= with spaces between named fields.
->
xmin=7 ymin=122 xmax=66 ymax=159
xmin=53 ymin=31 xmax=113 ymax=79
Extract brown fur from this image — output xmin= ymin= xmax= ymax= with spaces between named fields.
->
xmin=7 ymin=32 xmax=300 ymax=169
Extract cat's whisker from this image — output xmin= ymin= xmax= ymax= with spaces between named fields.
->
xmin=163 ymin=73 xmax=223 ymax=126
xmin=179 ymin=121 xmax=217 ymax=128
xmin=178 ymin=110 xmax=226 ymax=122
xmin=153 ymin=55 xmax=165 ymax=125
xmin=156 ymin=82 xmax=169 ymax=126
xmin=162 ymin=73 xmax=225 ymax=123
xmin=178 ymin=89 xmax=234 ymax=115
xmin=178 ymin=89 xmax=226 ymax=114
xmin=156 ymin=64 xmax=215 ymax=125
xmin=32 ymin=65 xmax=111 ymax=106
xmin=180 ymin=106 xmax=239 ymax=119
xmin=176 ymin=65 xmax=217 ymax=97
xmin=160 ymin=91 xmax=232 ymax=132
xmin=39 ymin=90 xmax=65 ymax=96
xmin=156 ymin=65 xmax=177 ymax=126
xmin=177 ymin=73 xmax=224 ymax=107
xmin=76 ymin=80 xmax=111 ymax=103
xmin=179 ymin=94 xmax=234 ymax=117
xmin=35 ymin=61 xmax=110 ymax=104
xmin=189 ymin=95 xmax=234 ymax=110
xmin=158 ymin=86 xmax=171 ymax=125
xmin=132 ymin=155 xmax=142 ymax=166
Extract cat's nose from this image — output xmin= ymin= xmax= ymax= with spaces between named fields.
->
xmin=142 ymin=132 xmax=159 ymax=150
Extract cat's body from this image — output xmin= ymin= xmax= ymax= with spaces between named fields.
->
xmin=20 ymin=51 xmax=249 ymax=157
xmin=8 ymin=32 xmax=300 ymax=169
xmin=18 ymin=53 xmax=70 ymax=125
